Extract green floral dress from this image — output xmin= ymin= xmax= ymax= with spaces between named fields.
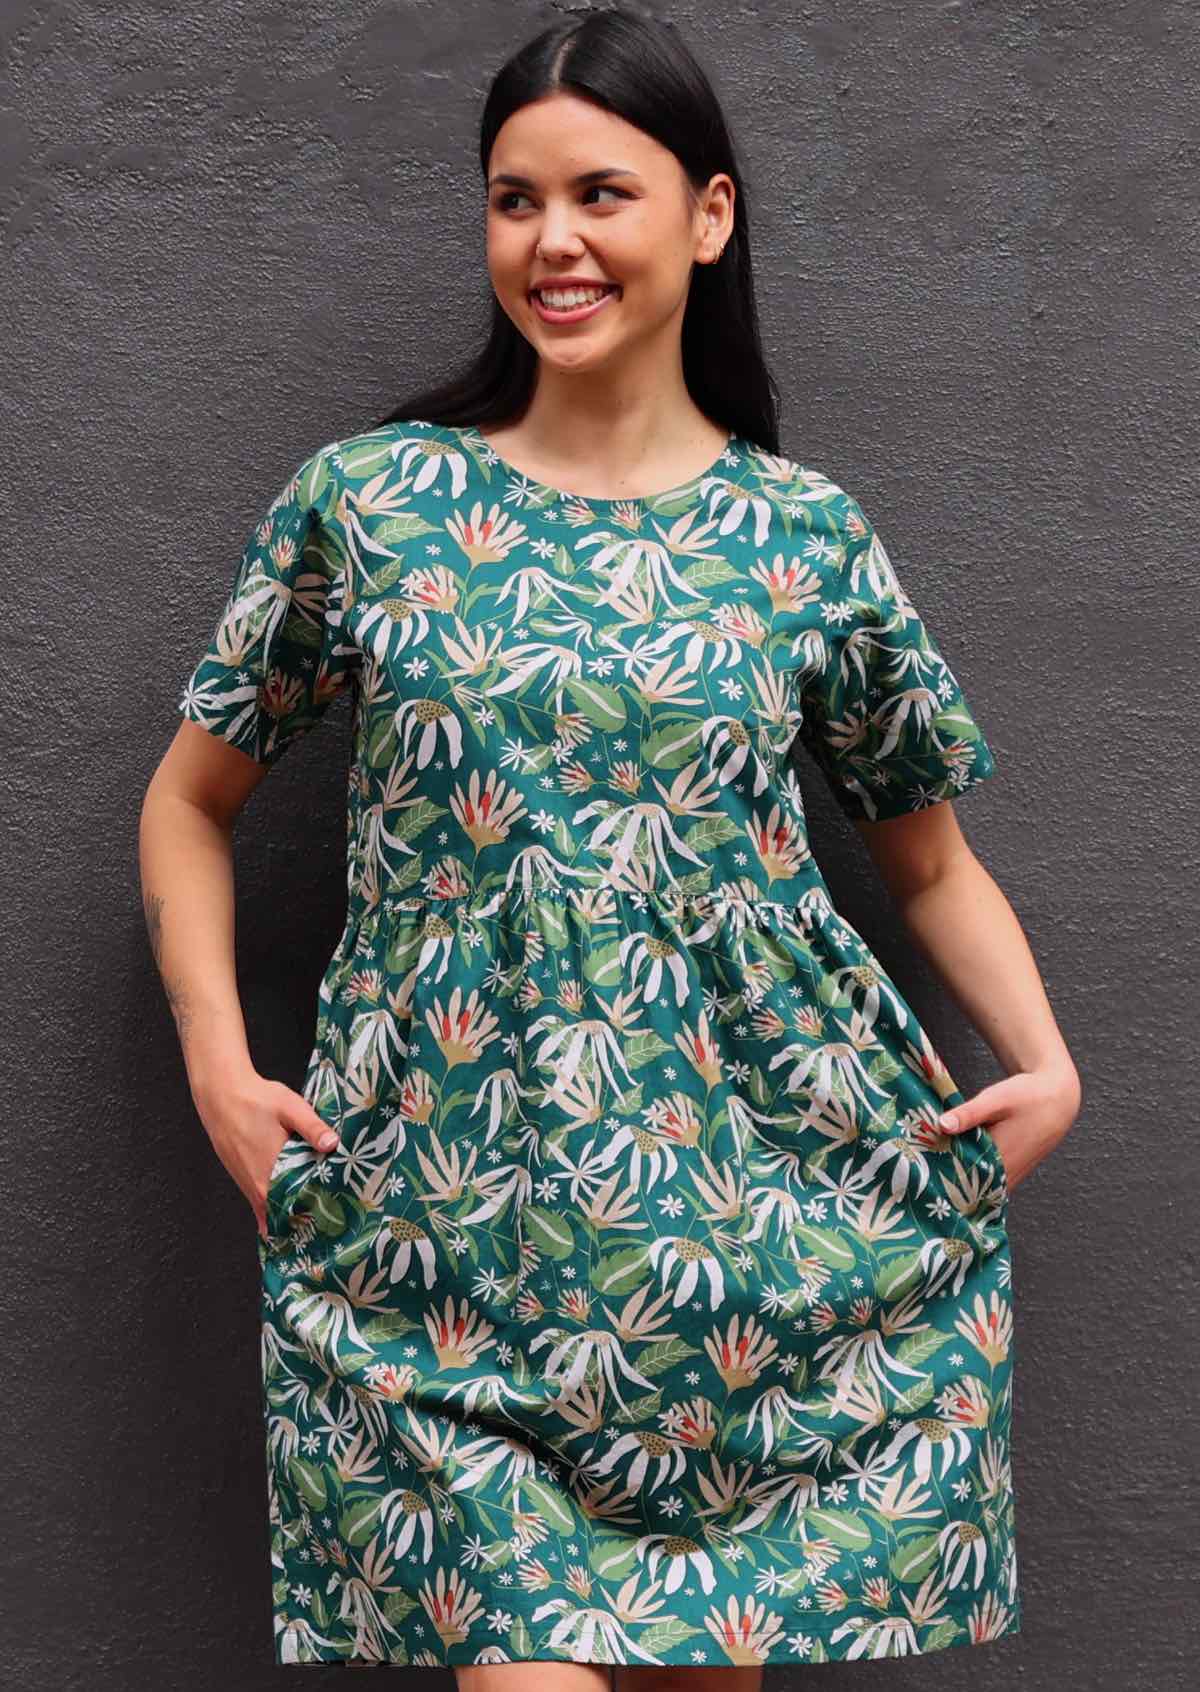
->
xmin=178 ymin=420 xmax=1019 ymax=1669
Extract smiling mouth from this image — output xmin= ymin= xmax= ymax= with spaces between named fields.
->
xmin=529 ymin=284 xmax=622 ymax=322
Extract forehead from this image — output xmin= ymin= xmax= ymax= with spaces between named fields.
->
xmin=489 ymin=92 xmax=671 ymax=181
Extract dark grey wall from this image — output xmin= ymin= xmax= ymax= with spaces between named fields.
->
xmin=4 ymin=1 xmax=1194 ymax=1687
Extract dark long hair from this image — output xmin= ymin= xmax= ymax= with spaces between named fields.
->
xmin=367 ymin=4 xmax=781 ymax=453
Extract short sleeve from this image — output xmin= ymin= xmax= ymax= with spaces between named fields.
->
xmin=176 ymin=443 xmax=358 ymax=767
xmin=792 ymin=492 xmax=997 ymax=822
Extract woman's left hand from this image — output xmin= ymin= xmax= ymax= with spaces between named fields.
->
xmin=937 ymin=1057 xmax=1082 ymax=1192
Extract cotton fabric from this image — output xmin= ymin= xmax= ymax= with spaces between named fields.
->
xmin=178 ymin=420 xmax=1018 ymax=1668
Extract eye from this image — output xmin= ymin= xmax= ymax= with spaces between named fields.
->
xmin=491 ymin=185 xmax=631 ymax=212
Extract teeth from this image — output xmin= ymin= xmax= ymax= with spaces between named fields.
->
xmin=536 ymin=286 xmax=612 ymax=308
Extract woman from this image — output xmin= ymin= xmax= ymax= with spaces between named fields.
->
xmin=141 ymin=6 xmax=1080 ymax=1681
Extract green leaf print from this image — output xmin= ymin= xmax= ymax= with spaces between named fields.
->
xmin=583 ymin=937 xmax=623 ymax=988
xmin=591 ymin=1244 xmax=651 ymax=1294
xmin=359 ymin=1310 xmax=422 ymax=1343
xmin=373 ymin=513 xmax=440 ymax=545
xmin=478 ymin=1538 xmax=515 ymax=1571
xmin=867 ymin=1048 xmax=906 ymax=1084
xmin=744 ymin=926 xmax=798 ymax=979
xmin=366 ymin=712 xmax=399 ymax=766
xmin=563 ymin=675 xmax=626 ymax=731
xmin=894 ymin=1328 xmax=952 ymax=1368
xmin=383 ymin=1590 xmax=419 ymax=1625
xmin=680 ymin=555 xmax=741 ymax=589
xmin=614 ymin=1388 xmax=663 ymax=1422
xmin=890 ymin=1372 xmax=935 ymax=1413
xmin=341 ymin=1493 xmax=383 ymax=1547
xmin=338 ymin=440 xmax=397 ymax=477
xmin=682 ymin=813 xmax=743 ymax=853
xmin=521 ymin=1206 xmax=575 ymax=1258
xmin=874 ymin=1248 xmax=925 ymax=1300
xmin=634 ymin=1336 xmax=703 ymax=1377
xmin=642 ymin=717 xmax=704 ymax=769
xmin=392 ymin=798 xmax=447 ymax=844
xmin=803 ymin=1506 xmax=872 ymax=1551
xmin=296 ymin=449 xmax=332 ymax=510
xmin=308 ymin=1188 xmax=349 ymax=1235
xmin=793 ymin=1222 xmax=857 ymax=1270
xmin=519 ymin=1477 xmax=577 ymax=1535
xmin=637 ymin=1617 xmax=706 ymax=1655
xmin=622 ymin=1030 xmax=673 ymax=1068
xmin=367 ymin=557 xmax=421 ymax=593
xmin=289 ymin=1455 xmax=328 ymax=1511
xmin=389 ymin=852 xmax=424 ymax=892
xmin=889 ymin=1531 xmax=942 ymax=1584
xmin=590 ymin=1536 xmax=640 ymax=1580
xmin=935 ymin=702 xmax=987 ymax=742
xmin=920 ymin=1619 xmax=965 ymax=1651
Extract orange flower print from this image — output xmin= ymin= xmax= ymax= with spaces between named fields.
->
xmin=445 ymin=499 xmax=529 ymax=566
xmin=424 ymin=986 xmax=501 ymax=1068
xmin=424 ymin=1294 xmax=496 ymax=1369
xmin=747 ymin=802 xmax=810 ymax=882
xmin=673 ymin=1008 xmax=724 ymax=1089
xmin=449 ymin=767 xmax=527 ymax=849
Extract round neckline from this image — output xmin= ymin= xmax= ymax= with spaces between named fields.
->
xmin=459 ymin=422 xmax=738 ymax=506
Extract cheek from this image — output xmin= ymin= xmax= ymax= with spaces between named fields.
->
xmin=486 ymin=224 xmax=528 ymax=278
xmin=607 ymin=224 xmax=687 ymax=288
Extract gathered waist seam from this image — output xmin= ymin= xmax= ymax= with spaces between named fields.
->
xmin=344 ymin=881 xmax=835 ymax=929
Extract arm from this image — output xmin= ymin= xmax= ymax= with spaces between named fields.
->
xmin=852 ymin=800 xmax=1082 ymax=1188
xmin=140 ymin=721 xmax=339 ymax=1236
xmin=140 ymin=722 xmax=264 ymax=1097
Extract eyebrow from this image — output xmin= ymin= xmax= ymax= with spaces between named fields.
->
xmin=487 ymin=167 xmax=641 ymax=190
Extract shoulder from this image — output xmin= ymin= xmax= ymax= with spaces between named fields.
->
xmin=282 ymin=421 xmax=425 ymax=517
xmin=741 ymin=441 xmax=873 ymax=556
xmin=278 ymin=434 xmax=346 ymax=523
xmin=299 ymin=419 xmax=459 ymax=494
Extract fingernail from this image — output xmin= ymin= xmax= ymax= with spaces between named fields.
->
xmin=319 ymin=1130 xmax=338 ymax=1151
xmin=940 ymin=1113 xmax=958 ymax=1129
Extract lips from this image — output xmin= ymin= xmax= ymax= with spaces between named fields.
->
xmin=529 ymin=284 xmax=622 ymax=325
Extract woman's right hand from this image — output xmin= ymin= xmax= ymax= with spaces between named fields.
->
xmin=196 ymin=1069 xmax=340 ymax=1240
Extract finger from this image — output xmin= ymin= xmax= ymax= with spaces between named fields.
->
xmin=277 ymin=1086 xmax=341 ymax=1154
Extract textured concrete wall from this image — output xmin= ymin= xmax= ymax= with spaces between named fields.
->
xmin=4 ymin=0 xmax=1194 ymax=1687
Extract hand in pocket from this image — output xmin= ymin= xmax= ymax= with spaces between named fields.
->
xmin=195 ymin=1070 xmax=341 ymax=1239
xmin=936 ymin=1062 xmax=1083 ymax=1194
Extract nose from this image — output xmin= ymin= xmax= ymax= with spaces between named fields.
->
xmin=533 ymin=208 xmax=585 ymax=258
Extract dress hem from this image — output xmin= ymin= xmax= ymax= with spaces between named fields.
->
xmin=268 ymin=1596 xmax=1021 ymax=1669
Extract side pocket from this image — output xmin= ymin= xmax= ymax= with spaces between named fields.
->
xmin=264 ymin=1131 xmax=304 ymax=1241
xmin=263 ymin=1038 xmax=333 ymax=1245
xmin=961 ymin=1123 xmax=1008 ymax=1218
xmin=974 ymin=1119 xmax=1011 ymax=1203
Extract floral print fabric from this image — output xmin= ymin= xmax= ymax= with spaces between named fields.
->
xmin=178 ymin=421 xmax=1018 ymax=1668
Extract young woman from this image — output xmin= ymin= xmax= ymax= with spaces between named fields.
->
xmin=141 ymin=7 xmax=1080 ymax=1682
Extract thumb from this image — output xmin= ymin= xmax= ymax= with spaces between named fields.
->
xmin=938 ymin=1079 xmax=1009 ymax=1134
xmin=277 ymin=1085 xmax=340 ymax=1154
